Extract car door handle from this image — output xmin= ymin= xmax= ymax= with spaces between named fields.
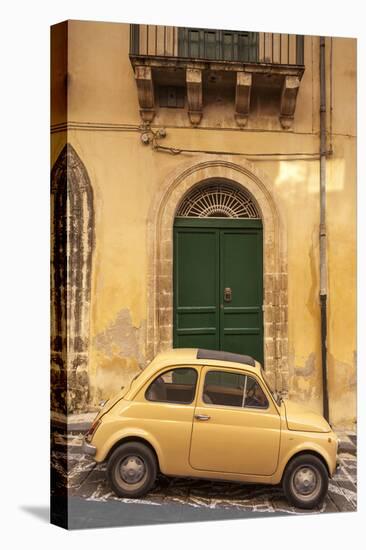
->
xmin=195 ymin=414 xmax=211 ymax=421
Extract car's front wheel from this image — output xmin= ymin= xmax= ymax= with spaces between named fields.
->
xmin=107 ymin=441 xmax=157 ymax=498
xmin=282 ymin=454 xmax=329 ymax=509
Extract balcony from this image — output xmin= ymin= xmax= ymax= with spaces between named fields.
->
xmin=129 ymin=25 xmax=305 ymax=128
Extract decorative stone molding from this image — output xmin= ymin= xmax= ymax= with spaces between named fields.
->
xmin=235 ymin=71 xmax=252 ymax=127
xmin=186 ymin=68 xmax=203 ymax=126
xmin=146 ymin=156 xmax=289 ymax=394
xmin=130 ymin=56 xmax=304 ymax=128
xmin=134 ymin=65 xmax=155 ymax=123
xmin=51 ymin=144 xmax=95 ymax=413
xmin=279 ymin=75 xmax=301 ymax=129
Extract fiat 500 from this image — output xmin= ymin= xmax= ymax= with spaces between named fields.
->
xmin=83 ymin=348 xmax=339 ymax=509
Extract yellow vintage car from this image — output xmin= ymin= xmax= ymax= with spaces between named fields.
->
xmin=83 ymin=348 xmax=339 ymax=509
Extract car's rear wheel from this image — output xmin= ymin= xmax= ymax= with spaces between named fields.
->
xmin=282 ymin=454 xmax=329 ymax=509
xmin=107 ymin=442 xmax=157 ymax=498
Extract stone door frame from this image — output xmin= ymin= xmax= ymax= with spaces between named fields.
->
xmin=51 ymin=143 xmax=95 ymax=413
xmin=146 ymin=156 xmax=288 ymax=393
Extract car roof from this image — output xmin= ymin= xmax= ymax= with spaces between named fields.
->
xmin=196 ymin=348 xmax=256 ymax=366
xmin=144 ymin=347 xmax=260 ymax=377
xmin=154 ymin=348 xmax=258 ymax=367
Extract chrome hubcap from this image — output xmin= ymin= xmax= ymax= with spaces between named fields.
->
xmin=293 ymin=466 xmax=318 ymax=495
xmin=120 ymin=455 xmax=146 ymax=484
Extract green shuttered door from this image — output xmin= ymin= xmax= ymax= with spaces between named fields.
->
xmin=173 ymin=218 xmax=263 ymax=363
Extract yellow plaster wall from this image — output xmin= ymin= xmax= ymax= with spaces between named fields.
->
xmin=51 ymin=20 xmax=356 ymax=428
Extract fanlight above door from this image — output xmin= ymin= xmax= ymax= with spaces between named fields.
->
xmin=176 ymin=181 xmax=260 ymax=218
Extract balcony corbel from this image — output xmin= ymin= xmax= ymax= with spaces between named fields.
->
xmin=186 ymin=68 xmax=203 ymax=126
xmin=235 ymin=71 xmax=252 ymax=127
xmin=279 ymin=75 xmax=301 ymax=129
xmin=135 ymin=66 xmax=155 ymax=123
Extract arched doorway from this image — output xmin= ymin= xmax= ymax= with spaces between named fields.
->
xmin=146 ymin=157 xmax=288 ymax=393
xmin=173 ymin=179 xmax=263 ymax=363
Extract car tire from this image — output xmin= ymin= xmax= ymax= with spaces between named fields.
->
xmin=107 ymin=441 xmax=157 ymax=498
xmin=282 ymin=454 xmax=329 ymax=509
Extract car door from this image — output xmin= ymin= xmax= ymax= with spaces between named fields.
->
xmin=132 ymin=366 xmax=199 ymax=475
xmin=189 ymin=366 xmax=281 ymax=476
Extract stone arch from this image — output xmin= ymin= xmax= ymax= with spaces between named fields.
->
xmin=51 ymin=143 xmax=95 ymax=413
xmin=146 ymin=155 xmax=288 ymax=393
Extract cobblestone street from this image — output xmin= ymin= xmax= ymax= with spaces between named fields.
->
xmin=51 ymin=429 xmax=356 ymax=528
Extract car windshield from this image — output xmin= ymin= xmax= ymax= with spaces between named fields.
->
xmin=261 ymin=368 xmax=282 ymax=406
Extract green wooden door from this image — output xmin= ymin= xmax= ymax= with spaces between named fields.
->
xmin=174 ymin=218 xmax=263 ymax=363
xmin=173 ymin=226 xmax=220 ymax=350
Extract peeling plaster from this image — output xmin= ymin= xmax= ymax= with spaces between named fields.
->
xmin=287 ymin=348 xmax=357 ymax=428
xmin=327 ymin=351 xmax=356 ymax=428
xmin=328 ymin=352 xmax=356 ymax=396
xmin=93 ymin=309 xmax=147 ymax=401
xmin=287 ymin=351 xmax=322 ymax=404
xmin=95 ymin=309 xmax=146 ymax=366
xmin=294 ymin=352 xmax=316 ymax=377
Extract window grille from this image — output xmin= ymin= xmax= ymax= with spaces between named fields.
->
xmin=176 ymin=181 xmax=260 ymax=218
xmin=178 ymin=28 xmax=259 ymax=62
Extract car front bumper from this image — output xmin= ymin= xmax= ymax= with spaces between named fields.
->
xmin=82 ymin=439 xmax=97 ymax=457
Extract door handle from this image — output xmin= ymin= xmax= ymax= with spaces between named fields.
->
xmin=195 ymin=414 xmax=211 ymax=421
xmin=224 ymin=287 xmax=232 ymax=302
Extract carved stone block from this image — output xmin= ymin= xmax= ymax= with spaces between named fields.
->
xmin=280 ymin=75 xmax=301 ymax=129
xmin=135 ymin=65 xmax=155 ymax=123
xmin=235 ymin=71 xmax=252 ymax=127
xmin=186 ymin=68 xmax=203 ymax=126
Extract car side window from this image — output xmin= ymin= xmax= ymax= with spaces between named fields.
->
xmin=145 ymin=367 xmax=198 ymax=404
xmin=203 ymin=370 xmax=268 ymax=409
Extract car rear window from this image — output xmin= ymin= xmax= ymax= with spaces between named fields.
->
xmin=145 ymin=367 xmax=198 ymax=404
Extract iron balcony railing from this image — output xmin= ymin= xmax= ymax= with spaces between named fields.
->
xmin=130 ymin=25 xmax=304 ymax=66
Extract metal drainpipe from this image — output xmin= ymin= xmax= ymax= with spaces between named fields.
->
xmin=319 ymin=37 xmax=329 ymax=422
